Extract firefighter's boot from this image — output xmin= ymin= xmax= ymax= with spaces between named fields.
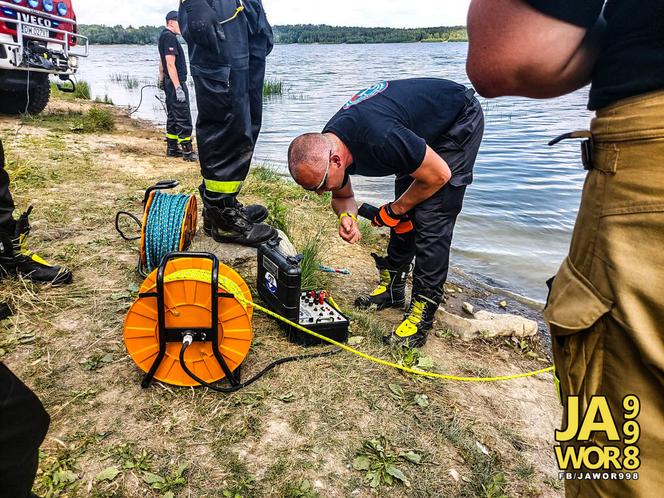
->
xmin=383 ymin=294 xmax=439 ymax=348
xmin=204 ymin=205 xmax=276 ymax=247
xmin=355 ymin=253 xmax=409 ymax=310
xmin=181 ymin=140 xmax=198 ymax=162
xmin=166 ymin=139 xmax=182 ymax=158
xmin=0 ymin=207 xmax=72 ymax=285
xmin=203 ymin=200 xmax=268 ymax=236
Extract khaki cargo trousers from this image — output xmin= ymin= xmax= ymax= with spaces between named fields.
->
xmin=545 ymin=90 xmax=664 ymax=498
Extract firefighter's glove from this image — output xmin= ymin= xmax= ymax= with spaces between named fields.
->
xmin=394 ymin=219 xmax=414 ymax=235
xmin=372 ymin=203 xmax=408 ymax=229
xmin=175 ymin=86 xmax=186 ymax=102
xmin=184 ymin=0 xmax=226 ymax=53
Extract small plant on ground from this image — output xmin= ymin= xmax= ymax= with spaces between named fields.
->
xmin=74 ymin=80 xmax=92 ymax=100
xmin=352 ymin=436 xmax=422 ymax=488
xmin=266 ymin=197 xmax=290 ymax=237
xmin=391 ymin=346 xmax=434 ymax=371
xmin=142 ymin=464 xmax=188 ymax=498
xmin=298 ymin=233 xmax=327 ymax=290
xmin=358 ymin=219 xmax=380 ymax=246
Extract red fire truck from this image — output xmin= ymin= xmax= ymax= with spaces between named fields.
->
xmin=0 ymin=0 xmax=87 ymax=114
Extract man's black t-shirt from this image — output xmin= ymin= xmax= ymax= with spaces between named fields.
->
xmin=158 ymin=28 xmax=187 ymax=83
xmin=323 ymin=78 xmax=473 ymax=186
xmin=525 ymin=0 xmax=664 ymax=110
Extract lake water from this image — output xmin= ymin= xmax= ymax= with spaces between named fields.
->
xmin=78 ymin=43 xmax=593 ymax=303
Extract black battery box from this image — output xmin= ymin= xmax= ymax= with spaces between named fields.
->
xmin=257 ymin=239 xmax=349 ymax=346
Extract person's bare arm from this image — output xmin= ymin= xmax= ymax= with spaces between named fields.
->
xmin=467 ymin=0 xmax=605 ymax=98
xmin=159 ymin=59 xmax=164 ymax=82
xmin=390 ymin=146 xmax=451 ymax=216
xmin=332 ymin=177 xmax=361 ymax=244
xmin=165 ymin=55 xmax=181 ymax=88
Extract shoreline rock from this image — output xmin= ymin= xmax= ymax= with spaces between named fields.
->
xmin=435 ymin=307 xmax=538 ymax=341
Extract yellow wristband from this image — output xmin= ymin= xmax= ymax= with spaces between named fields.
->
xmin=338 ymin=212 xmax=357 ymax=224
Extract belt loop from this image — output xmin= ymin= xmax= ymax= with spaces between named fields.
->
xmin=549 ymin=131 xmax=595 ymax=170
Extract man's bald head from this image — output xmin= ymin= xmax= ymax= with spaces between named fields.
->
xmin=288 ymin=133 xmax=330 ymax=190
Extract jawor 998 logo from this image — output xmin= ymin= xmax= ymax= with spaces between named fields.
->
xmin=555 ymin=395 xmax=640 ymax=481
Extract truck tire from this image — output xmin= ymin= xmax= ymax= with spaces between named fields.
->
xmin=0 ymin=77 xmax=50 ymax=115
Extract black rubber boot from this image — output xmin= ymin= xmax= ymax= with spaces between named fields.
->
xmin=181 ymin=141 xmax=198 ymax=162
xmin=204 ymin=205 xmax=276 ymax=247
xmin=383 ymin=294 xmax=439 ymax=348
xmin=166 ymin=139 xmax=182 ymax=157
xmin=355 ymin=253 xmax=409 ymax=310
xmin=0 ymin=207 xmax=72 ymax=286
xmin=203 ymin=201 xmax=268 ymax=235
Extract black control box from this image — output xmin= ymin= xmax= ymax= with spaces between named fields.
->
xmin=257 ymin=239 xmax=349 ymax=346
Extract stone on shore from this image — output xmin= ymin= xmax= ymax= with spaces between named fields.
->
xmin=435 ymin=307 xmax=538 ymax=341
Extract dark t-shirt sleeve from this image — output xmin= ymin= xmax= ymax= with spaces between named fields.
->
xmin=525 ymin=0 xmax=604 ymax=28
xmin=160 ymin=33 xmax=180 ymax=58
xmin=375 ymin=126 xmax=427 ymax=175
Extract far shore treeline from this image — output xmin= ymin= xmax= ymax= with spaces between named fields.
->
xmin=78 ymin=24 xmax=468 ymax=45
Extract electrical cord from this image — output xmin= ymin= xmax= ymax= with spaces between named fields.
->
xmin=179 ymin=334 xmax=341 ymax=392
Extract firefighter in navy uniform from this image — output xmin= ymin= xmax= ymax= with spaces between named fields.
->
xmin=288 ymin=79 xmax=484 ymax=347
xmin=0 ymin=139 xmax=66 ymax=497
xmin=179 ymin=0 xmax=276 ymax=246
xmin=158 ymin=11 xmax=197 ymax=162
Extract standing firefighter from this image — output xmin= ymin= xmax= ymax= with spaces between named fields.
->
xmin=158 ymin=11 xmax=197 ymax=162
xmin=179 ymin=0 xmax=276 ymax=246
xmin=288 ymin=78 xmax=484 ymax=347
xmin=468 ymin=0 xmax=664 ymax=496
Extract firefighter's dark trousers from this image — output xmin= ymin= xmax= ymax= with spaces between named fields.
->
xmin=0 ymin=140 xmax=15 ymax=232
xmin=0 ymin=363 xmax=50 ymax=498
xmin=181 ymin=0 xmax=271 ymax=208
xmin=387 ymin=98 xmax=484 ymax=303
xmin=164 ymin=78 xmax=193 ymax=144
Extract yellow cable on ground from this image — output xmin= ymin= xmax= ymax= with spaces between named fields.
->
xmin=232 ymin=294 xmax=554 ymax=383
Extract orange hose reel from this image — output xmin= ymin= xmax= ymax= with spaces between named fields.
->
xmin=123 ymin=253 xmax=253 ymax=387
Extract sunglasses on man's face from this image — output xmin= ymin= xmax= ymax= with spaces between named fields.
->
xmin=304 ymin=149 xmax=332 ymax=192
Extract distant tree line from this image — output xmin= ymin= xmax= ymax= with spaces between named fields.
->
xmin=78 ymin=24 xmax=468 ymax=45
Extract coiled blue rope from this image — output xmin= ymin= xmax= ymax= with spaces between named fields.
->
xmin=144 ymin=191 xmax=191 ymax=272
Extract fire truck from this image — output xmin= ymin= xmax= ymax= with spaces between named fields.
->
xmin=0 ymin=0 xmax=87 ymax=115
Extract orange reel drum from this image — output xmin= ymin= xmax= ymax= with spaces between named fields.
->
xmin=123 ymin=257 xmax=253 ymax=386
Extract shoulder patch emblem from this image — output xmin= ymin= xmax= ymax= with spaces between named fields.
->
xmin=342 ymin=81 xmax=389 ymax=110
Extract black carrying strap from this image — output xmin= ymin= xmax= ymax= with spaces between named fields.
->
xmin=549 ymin=130 xmax=594 ymax=170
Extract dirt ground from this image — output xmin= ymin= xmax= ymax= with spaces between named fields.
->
xmin=0 ymin=98 xmax=563 ymax=498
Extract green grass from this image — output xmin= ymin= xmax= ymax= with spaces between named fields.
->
xmin=110 ymin=73 xmax=140 ymax=90
xmin=50 ymin=79 xmax=91 ymax=100
xmin=24 ymin=106 xmax=115 ymax=133
xmin=298 ymin=233 xmax=327 ymax=291
xmin=94 ymin=94 xmax=114 ymax=105
xmin=263 ymin=78 xmax=283 ymax=96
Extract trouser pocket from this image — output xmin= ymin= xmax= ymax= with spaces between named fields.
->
xmin=544 ymin=257 xmax=613 ymax=404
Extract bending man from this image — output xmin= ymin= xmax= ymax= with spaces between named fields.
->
xmin=288 ymin=78 xmax=484 ymax=347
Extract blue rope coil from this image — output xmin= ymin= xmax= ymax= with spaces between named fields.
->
xmin=144 ymin=191 xmax=191 ymax=272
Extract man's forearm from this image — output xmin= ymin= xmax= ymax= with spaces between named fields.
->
xmin=166 ymin=62 xmax=181 ymax=88
xmin=392 ymin=179 xmax=444 ymax=215
xmin=331 ymin=196 xmax=358 ymax=217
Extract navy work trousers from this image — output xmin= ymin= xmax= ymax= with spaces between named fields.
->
xmin=387 ymin=97 xmax=484 ymax=303
xmin=0 ymin=140 xmax=15 ymax=232
xmin=180 ymin=0 xmax=272 ymax=208
xmin=164 ymin=78 xmax=193 ymax=142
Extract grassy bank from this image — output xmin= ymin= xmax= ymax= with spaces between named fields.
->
xmin=0 ymin=97 xmax=561 ymax=498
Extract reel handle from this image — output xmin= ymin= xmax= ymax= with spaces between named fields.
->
xmin=142 ymin=180 xmax=180 ymax=205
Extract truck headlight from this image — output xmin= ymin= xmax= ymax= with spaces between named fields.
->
xmin=69 ymin=55 xmax=78 ymax=68
xmin=44 ymin=0 xmax=54 ymax=12
xmin=57 ymin=1 xmax=67 ymax=16
xmin=28 ymin=0 xmax=39 ymax=8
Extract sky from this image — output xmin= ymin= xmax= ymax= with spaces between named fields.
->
xmin=74 ymin=0 xmax=472 ymax=28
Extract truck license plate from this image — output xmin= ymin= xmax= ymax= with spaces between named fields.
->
xmin=22 ymin=25 xmax=50 ymax=39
